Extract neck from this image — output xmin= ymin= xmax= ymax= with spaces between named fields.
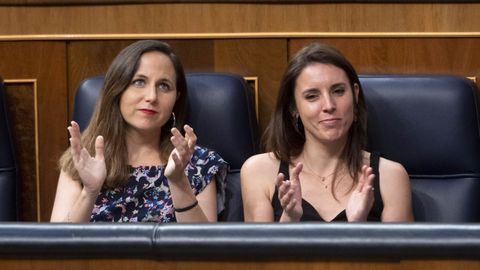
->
xmin=300 ymin=135 xmax=347 ymax=175
xmin=125 ymin=128 xmax=163 ymax=166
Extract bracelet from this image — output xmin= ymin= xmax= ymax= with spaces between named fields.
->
xmin=174 ymin=200 xmax=198 ymax=213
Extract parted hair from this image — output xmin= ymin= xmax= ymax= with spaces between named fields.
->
xmin=263 ymin=43 xmax=367 ymax=182
xmin=59 ymin=40 xmax=188 ymax=188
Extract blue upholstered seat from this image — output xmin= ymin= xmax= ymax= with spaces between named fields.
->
xmin=361 ymin=75 xmax=480 ymax=222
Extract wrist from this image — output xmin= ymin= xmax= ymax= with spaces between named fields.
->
xmin=81 ymin=186 xmax=101 ymax=199
xmin=280 ymin=211 xmax=302 ymax=222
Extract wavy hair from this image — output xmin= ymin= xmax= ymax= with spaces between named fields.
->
xmin=264 ymin=43 xmax=367 ymax=184
xmin=59 ymin=40 xmax=188 ymax=188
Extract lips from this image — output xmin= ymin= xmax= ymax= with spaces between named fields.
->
xmin=139 ymin=108 xmax=157 ymax=115
xmin=320 ymin=118 xmax=340 ymax=126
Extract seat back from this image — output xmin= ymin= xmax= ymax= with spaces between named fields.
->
xmin=0 ymin=79 xmax=17 ymax=221
xmin=361 ymin=75 xmax=480 ymax=222
xmin=73 ymin=73 xmax=259 ymax=221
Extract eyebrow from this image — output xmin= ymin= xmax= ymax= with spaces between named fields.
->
xmin=330 ymin=82 xmax=347 ymax=89
xmin=132 ymin=74 xmax=173 ymax=84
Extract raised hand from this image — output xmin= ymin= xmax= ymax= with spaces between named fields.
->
xmin=164 ymin=125 xmax=197 ymax=182
xmin=68 ymin=121 xmax=106 ymax=195
xmin=346 ymin=165 xmax=375 ymax=222
xmin=277 ymin=162 xmax=303 ymax=222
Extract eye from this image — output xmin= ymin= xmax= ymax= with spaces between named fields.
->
xmin=332 ymin=87 xmax=346 ymax=96
xmin=305 ymin=93 xmax=319 ymax=101
xmin=157 ymin=81 xmax=172 ymax=91
xmin=131 ymin=79 xmax=145 ymax=88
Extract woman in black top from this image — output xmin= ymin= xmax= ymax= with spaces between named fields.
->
xmin=241 ymin=43 xmax=413 ymax=222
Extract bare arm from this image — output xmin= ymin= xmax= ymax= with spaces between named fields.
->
xmin=50 ymin=170 xmax=98 ymax=222
xmin=51 ymin=121 xmax=106 ymax=222
xmin=165 ymin=125 xmax=216 ymax=222
xmin=379 ymin=158 xmax=414 ymax=222
xmin=241 ymin=154 xmax=278 ymax=222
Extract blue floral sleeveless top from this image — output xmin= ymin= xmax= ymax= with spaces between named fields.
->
xmin=90 ymin=146 xmax=228 ymax=223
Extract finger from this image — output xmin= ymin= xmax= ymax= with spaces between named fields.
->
xmin=170 ymin=128 xmax=188 ymax=154
xmin=275 ymin=173 xmax=286 ymax=188
xmin=69 ymin=138 xmax=80 ymax=163
xmin=364 ymin=167 xmax=375 ymax=186
xmin=69 ymin=121 xmax=82 ymax=141
xmin=170 ymin=128 xmax=188 ymax=147
xmin=278 ymin=180 xmax=290 ymax=198
xmin=94 ymin=136 xmax=104 ymax=160
xmin=360 ymin=166 xmax=374 ymax=192
xmin=355 ymin=165 xmax=369 ymax=192
xmin=290 ymin=162 xmax=303 ymax=185
xmin=68 ymin=121 xmax=82 ymax=152
xmin=171 ymin=152 xmax=182 ymax=166
xmin=285 ymin=198 xmax=297 ymax=212
xmin=183 ymin=125 xmax=197 ymax=150
xmin=170 ymin=136 xmax=188 ymax=157
xmin=280 ymin=189 xmax=294 ymax=208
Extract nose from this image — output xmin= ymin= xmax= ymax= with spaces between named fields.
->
xmin=322 ymin=94 xmax=336 ymax=113
xmin=144 ymin=84 xmax=158 ymax=103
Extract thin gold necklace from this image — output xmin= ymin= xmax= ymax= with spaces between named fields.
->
xmin=302 ymin=154 xmax=344 ymax=190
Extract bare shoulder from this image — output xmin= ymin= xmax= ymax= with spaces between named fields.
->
xmin=376 ymin=156 xmax=414 ymax=222
xmin=242 ymin=152 xmax=279 ymax=170
xmin=378 ymin=157 xmax=409 ymax=180
xmin=241 ymin=152 xmax=280 ymax=185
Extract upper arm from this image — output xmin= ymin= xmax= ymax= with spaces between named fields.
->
xmin=240 ymin=154 xmax=277 ymax=222
xmin=379 ymin=159 xmax=414 ymax=222
xmin=196 ymin=179 xmax=218 ymax=222
xmin=50 ymin=170 xmax=83 ymax=222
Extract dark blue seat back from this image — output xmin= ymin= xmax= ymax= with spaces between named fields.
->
xmin=361 ymin=75 xmax=480 ymax=222
xmin=73 ymin=73 xmax=259 ymax=221
xmin=0 ymin=79 xmax=17 ymax=221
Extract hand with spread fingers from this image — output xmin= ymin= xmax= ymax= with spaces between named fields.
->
xmin=346 ymin=165 xmax=376 ymax=222
xmin=277 ymin=163 xmax=304 ymax=222
xmin=68 ymin=121 xmax=107 ymax=195
xmin=164 ymin=124 xmax=197 ymax=182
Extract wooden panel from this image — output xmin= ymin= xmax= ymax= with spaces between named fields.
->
xmin=289 ymin=38 xmax=480 ymax=86
xmin=0 ymin=41 xmax=67 ymax=221
xmin=1 ymin=3 xmax=480 ymax=36
xmin=213 ymin=39 xmax=287 ymax=133
xmin=3 ymin=82 xmax=36 ymax=221
xmin=1 ymin=258 xmax=480 ymax=270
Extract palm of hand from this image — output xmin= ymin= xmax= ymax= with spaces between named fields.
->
xmin=277 ymin=163 xmax=304 ymax=221
xmin=74 ymin=148 xmax=107 ymax=193
xmin=287 ymin=182 xmax=303 ymax=217
xmin=345 ymin=165 xmax=375 ymax=222
xmin=164 ymin=148 xmax=189 ymax=181
xmin=345 ymin=189 xmax=372 ymax=221
xmin=164 ymin=125 xmax=197 ymax=183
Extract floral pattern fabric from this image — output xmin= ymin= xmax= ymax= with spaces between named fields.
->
xmin=90 ymin=146 xmax=228 ymax=223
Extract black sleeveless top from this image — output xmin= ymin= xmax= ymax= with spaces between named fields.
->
xmin=271 ymin=152 xmax=383 ymax=222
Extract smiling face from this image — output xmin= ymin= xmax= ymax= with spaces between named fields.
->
xmin=293 ymin=62 xmax=359 ymax=144
xmin=119 ymin=51 xmax=177 ymax=135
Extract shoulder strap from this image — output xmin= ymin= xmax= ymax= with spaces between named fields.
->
xmin=370 ymin=151 xmax=380 ymax=177
xmin=369 ymin=151 xmax=384 ymax=220
xmin=278 ymin=160 xmax=289 ymax=180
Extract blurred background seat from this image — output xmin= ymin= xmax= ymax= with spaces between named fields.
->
xmin=73 ymin=73 xmax=259 ymax=222
xmin=361 ymin=74 xmax=480 ymax=222
xmin=0 ymin=78 xmax=18 ymax=221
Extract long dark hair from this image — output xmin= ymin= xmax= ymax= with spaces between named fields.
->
xmin=264 ymin=42 xmax=367 ymax=183
xmin=60 ymin=40 xmax=188 ymax=188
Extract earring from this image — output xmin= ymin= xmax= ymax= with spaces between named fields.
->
xmin=171 ymin=112 xmax=176 ymax=129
